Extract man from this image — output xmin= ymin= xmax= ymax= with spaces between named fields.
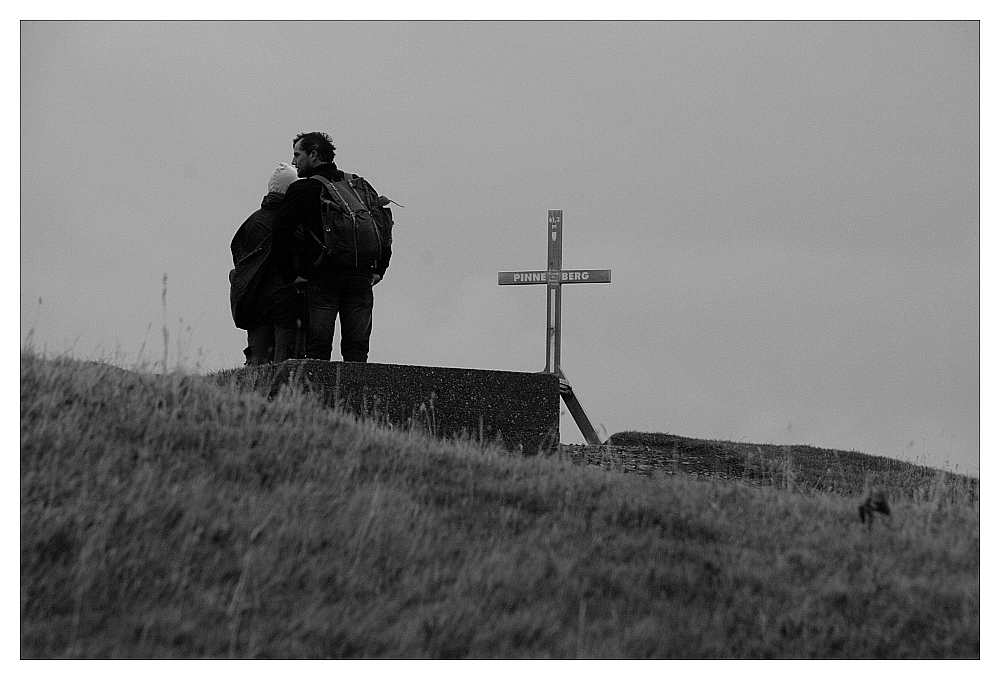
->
xmin=229 ymin=162 xmax=302 ymax=364
xmin=270 ymin=132 xmax=392 ymax=362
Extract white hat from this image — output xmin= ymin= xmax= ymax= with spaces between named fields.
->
xmin=268 ymin=162 xmax=298 ymax=194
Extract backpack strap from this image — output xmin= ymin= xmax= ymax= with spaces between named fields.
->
xmin=313 ymin=174 xmax=365 ymax=214
xmin=311 ymin=174 xmax=341 ymax=205
xmin=307 ymin=225 xmax=327 ymax=266
xmin=305 ymin=175 xmax=339 ymax=265
xmin=338 ymin=172 xmax=370 ymax=208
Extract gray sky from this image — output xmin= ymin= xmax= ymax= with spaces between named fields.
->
xmin=19 ymin=21 xmax=979 ymax=475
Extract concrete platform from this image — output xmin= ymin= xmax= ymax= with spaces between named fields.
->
xmin=263 ymin=360 xmax=561 ymax=454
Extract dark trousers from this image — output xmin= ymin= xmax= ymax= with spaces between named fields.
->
xmin=244 ymin=326 xmax=273 ymax=365
xmin=248 ymin=271 xmax=304 ymax=364
xmin=304 ymin=277 xmax=374 ymax=362
xmin=244 ymin=325 xmax=300 ymax=365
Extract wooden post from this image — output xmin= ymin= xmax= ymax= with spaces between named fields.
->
xmin=546 ymin=209 xmax=563 ymax=374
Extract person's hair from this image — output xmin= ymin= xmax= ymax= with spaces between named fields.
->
xmin=293 ymin=132 xmax=337 ymax=163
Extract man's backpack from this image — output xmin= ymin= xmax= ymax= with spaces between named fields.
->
xmin=311 ymin=173 xmax=391 ymax=268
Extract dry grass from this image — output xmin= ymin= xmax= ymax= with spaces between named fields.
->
xmin=20 ymin=351 xmax=979 ymax=658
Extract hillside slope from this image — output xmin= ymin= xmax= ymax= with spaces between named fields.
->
xmin=21 ymin=353 xmax=979 ymax=658
xmin=566 ymin=431 xmax=975 ymax=498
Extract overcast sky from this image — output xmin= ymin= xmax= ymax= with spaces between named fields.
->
xmin=19 ymin=21 xmax=979 ymax=475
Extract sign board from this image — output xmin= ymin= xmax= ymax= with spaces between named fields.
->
xmin=497 ymin=269 xmax=612 ymax=285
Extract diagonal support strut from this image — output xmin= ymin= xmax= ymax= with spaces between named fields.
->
xmin=558 ymin=368 xmax=603 ymax=446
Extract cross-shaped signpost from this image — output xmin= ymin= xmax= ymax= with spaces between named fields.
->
xmin=498 ymin=209 xmax=611 ymax=446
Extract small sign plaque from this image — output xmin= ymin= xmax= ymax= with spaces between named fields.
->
xmin=497 ymin=269 xmax=612 ymax=285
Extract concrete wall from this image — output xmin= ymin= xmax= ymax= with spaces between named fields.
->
xmin=263 ymin=360 xmax=561 ymax=454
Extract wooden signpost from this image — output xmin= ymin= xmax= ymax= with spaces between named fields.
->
xmin=498 ymin=209 xmax=611 ymax=446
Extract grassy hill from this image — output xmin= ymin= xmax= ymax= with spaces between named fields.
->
xmin=566 ymin=431 xmax=975 ymax=498
xmin=20 ymin=352 xmax=979 ymax=658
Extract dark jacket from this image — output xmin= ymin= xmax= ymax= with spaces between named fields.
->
xmin=270 ymin=162 xmax=392 ymax=285
xmin=229 ymin=192 xmax=284 ymax=330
